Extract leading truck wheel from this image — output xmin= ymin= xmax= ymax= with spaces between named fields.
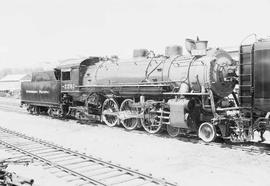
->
xmin=198 ymin=122 xmax=216 ymax=143
xmin=102 ymin=98 xmax=119 ymax=127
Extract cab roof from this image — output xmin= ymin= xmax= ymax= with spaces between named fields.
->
xmin=56 ymin=56 xmax=100 ymax=69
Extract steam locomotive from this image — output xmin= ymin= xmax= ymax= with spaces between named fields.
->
xmin=20 ymin=37 xmax=270 ymax=143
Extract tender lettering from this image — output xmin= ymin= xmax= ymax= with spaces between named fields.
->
xmin=39 ymin=90 xmax=49 ymax=94
xmin=25 ymin=90 xmax=49 ymax=94
xmin=26 ymin=90 xmax=38 ymax=94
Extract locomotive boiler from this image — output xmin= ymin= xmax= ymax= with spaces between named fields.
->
xmin=21 ymin=38 xmax=237 ymax=142
xmin=83 ymin=43 xmax=235 ymax=98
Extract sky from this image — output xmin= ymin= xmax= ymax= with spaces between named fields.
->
xmin=0 ymin=0 xmax=270 ymax=69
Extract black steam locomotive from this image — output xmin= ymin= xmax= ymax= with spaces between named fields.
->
xmin=20 ymin=38 xmax=270 ymax=143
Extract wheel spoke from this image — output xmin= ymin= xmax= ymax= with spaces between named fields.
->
xmin=141 ymin=105 xmax=163 ymax=134
xmin=120 ymin=99 xmax=139 ymax=130
xmin=167 ymin=125 xmax=180 ymax=137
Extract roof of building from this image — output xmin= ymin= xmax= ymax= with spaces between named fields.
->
xmin=0 ymin=74 xmax=31 ymax=82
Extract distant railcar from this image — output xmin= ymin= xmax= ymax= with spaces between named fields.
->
xmin=238 ymin=38 xmax=270 ymax=141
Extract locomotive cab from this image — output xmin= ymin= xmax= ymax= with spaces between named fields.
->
xmin=57 ymin=57 xmax=100 ymax=92
xmin=56 ymin=57 xmax=101 ymax=113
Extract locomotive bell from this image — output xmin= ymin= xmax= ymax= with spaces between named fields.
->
xmin=165 ymin=45 xmax=183 ymax=56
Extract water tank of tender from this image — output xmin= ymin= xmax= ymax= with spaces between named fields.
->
xmin=253 ymin=39 xmax=270 ymax=112
xmin=21 ymin=71 xmax=61 ymax=106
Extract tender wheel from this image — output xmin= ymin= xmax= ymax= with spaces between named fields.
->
xmin=198 ymin=122 xmax=216 ymax=143
xmin=120 ymin=99 xmax=140 ymax=130
xmin=47 ymin=107 xmax=63 ymax=118
xmin=27 ymin=105 xmax=33 ymax=114
xmin=75 ymin=111 xmax=85 ymax=120
xmin=141 ymin=106 xmax=163 ymax=134
xmin=167 ymin=125 xmax=180 ymax=137
xmin=102 ymin=98 xmax=119 ymax=127
xmin=29 ymin=106 xmax=39 ymax=115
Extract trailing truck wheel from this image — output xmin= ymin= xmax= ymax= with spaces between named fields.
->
xmin=141 ymin=106 xmax=163 ymax=134
xmin=102 ymin=98 xmax=119 ymax=127
xmin=120 ymin=99 xmax=140 ymax=130
xmin=48 ymin=108 xmax=53 ymax=117
xmin=198 ymin=122 xmax=216 ymax=143
xmin=167 ymin=125 xmax=180 ymax=137
xmin=27 ymin=105 xmax=33 ymax=114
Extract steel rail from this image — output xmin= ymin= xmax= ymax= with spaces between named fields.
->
xmin=0 ymin=140 xmax=105 ymax=186
xmin=0 ymin=104 xmax=269 ymax=157
xmin=0 ymin=126 xmax=178 ymax=186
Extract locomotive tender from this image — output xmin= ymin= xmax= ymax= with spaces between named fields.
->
xmin=21 ymin=37 xmax=270 ymax=143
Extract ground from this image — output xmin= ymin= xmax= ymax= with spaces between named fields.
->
xmin=0 ymin=150 xmax=75 ymax=186
xmin=0 ymin=97 xmax=270 ymax=186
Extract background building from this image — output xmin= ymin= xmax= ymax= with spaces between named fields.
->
xmin=0 ymin=74 xmax=31 ymax=96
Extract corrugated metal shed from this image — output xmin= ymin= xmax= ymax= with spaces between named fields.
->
xmin=0 ymin=74 xmax=31 ymax=82
xmin=0 ymin=74 xmax=31 ymax=91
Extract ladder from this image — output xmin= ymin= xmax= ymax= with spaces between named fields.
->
xmin=239 ymin=44 xmax=254 ymax=131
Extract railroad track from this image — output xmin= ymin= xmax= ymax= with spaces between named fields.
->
xmin=176 ymin=134 xmax=270 ymax=155
xmin=0 ymin=126 xmax=178 ymax=186
xmin=1 ymin=101 xmax=270 ymax=157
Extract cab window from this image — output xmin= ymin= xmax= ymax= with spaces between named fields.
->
xmin=62 ymin=71 xmax=71 ymax=81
